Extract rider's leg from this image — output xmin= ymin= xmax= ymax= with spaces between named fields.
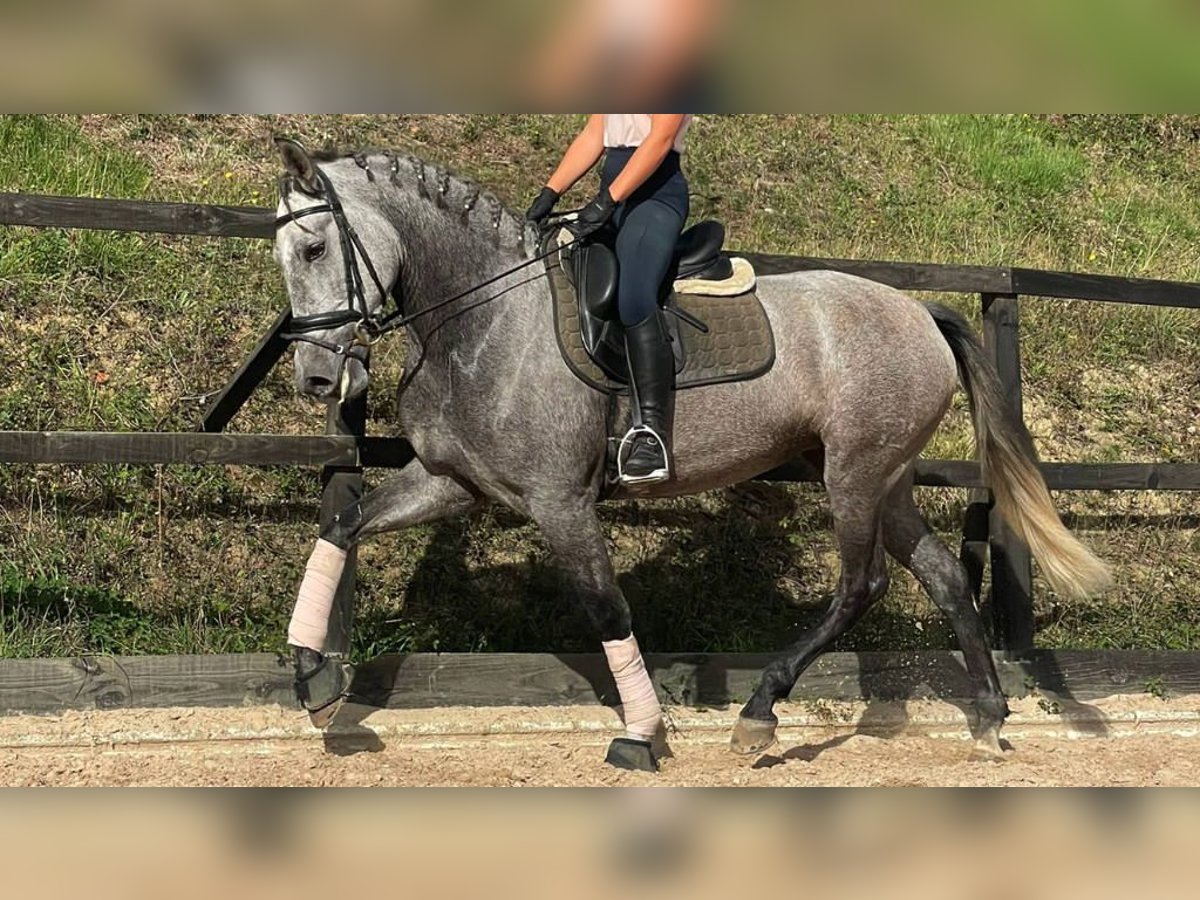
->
xmin=621 ymin=311 xmax=676 ymax=483
xmin=613 ymin=198 xmax=685 ymax=484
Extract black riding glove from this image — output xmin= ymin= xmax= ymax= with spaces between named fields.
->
xmin=571 ymin=186 xmax=616 ymax=238
xmin=524 ymin=186 xmax=560 ymax=225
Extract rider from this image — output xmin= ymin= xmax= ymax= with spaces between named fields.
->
xmin=526 ymin=114 xmax=692 ymax=485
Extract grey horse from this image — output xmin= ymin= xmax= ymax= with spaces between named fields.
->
xmin=272 ymin=139 xmax=1110 ymax=771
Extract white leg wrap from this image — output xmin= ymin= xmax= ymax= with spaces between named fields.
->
xmin=602 ymin=634 xmax=662 ymax=741
xmin=286 ymin=539 xmax=348 ymax=652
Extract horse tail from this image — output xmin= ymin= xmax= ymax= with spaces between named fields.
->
xmin=926 ymin=303 xmax=1111 ymax=600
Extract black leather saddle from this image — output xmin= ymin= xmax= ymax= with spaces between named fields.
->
xmin=562 ymin=220 xmax=732 ymax=383
xmin=674 ymin=219 xmax=734 ymax=283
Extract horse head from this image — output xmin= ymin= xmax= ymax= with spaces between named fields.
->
xmin=273 ymin=137 xmax=402 ymax=404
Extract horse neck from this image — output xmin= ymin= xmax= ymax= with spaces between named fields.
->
xmin=373 ymin=164 xmax=537 ymax=351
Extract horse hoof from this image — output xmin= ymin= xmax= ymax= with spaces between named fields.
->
xmin=292 ymin=647 xmax=355 ymax=731
xmin=969 ymin=726 xmax=1008 ymax=762
xmin=730 ymin=716 xmax=778 ymax=756
xmin=605 ymin=737 xmax=658 ymax=773
xmin=307 ymin=688 xmax=350 ymax=730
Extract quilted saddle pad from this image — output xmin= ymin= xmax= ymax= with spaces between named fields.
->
xmin=546 ymin=250 xmax=776 ymax=395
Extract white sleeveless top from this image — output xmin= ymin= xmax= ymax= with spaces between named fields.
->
xmin=603 ymin=114 xmax=692 ymax=153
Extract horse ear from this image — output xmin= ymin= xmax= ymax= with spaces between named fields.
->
xmin=275 ymin=137 xmax=321 ymax=194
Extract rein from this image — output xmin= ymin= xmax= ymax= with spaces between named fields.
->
xmin=275 ymin=168 xmax=583 ymax=359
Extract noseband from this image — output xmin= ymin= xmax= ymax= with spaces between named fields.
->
xmin=274 ymin=168 xmax=396 ymax=359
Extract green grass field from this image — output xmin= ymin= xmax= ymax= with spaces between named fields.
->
xmin=1 ymin=114 xmax=1198 ymax=659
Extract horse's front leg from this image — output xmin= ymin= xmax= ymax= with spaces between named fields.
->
xmin=288 ymin=458 xmax=478 ymax=726
xmin=531 ymin=500 xmax=662 ymax=772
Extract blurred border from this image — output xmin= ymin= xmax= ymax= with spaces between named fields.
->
xmin=2 ymin=789 xmax=1196 ymax=899
xmin=2 ymin=1 xmax=1199 ymax=111
xmin=3 ymin=1 xmax=1199 ymax=893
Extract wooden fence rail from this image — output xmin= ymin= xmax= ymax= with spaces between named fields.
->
xmin=3 ymin=432 xmax=1199 ymax=491
xmin=2 ymin=649 xmax=1199 ymax=717
xmin=3 ymin=191 xmax=1200 ymax=655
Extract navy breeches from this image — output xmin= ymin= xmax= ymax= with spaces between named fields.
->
xmin=600 ymin=148 xmax=690 ymax=326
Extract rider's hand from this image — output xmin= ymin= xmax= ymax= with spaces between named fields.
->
xmin=572 ymin=186 xmax=616 ymax=238
xmin=524 ymin=186 xmax=560 ymax=226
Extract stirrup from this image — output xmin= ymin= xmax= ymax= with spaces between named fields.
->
xmin=617 ymin=425 xmax=671 ymax=485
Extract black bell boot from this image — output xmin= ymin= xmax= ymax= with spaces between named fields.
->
xmin=619 ymin=312 xmax=675 ymax=485
xmin=292 ymin=645 xmax=355 ymax=729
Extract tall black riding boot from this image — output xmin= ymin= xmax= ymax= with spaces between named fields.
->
xmin=620 ymin=312 xmax=675 ymax=485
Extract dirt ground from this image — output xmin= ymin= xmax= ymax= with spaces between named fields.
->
xmin=0 ymin=693 xmax=1197 ymax=787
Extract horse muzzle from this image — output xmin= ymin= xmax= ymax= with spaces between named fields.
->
xmin=293 ymin=343 xmax=369 ymax=404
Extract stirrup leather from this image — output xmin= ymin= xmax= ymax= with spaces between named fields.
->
xmin=617 ymin=424 xmax=671 ymax=485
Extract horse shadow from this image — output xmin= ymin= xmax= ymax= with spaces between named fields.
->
xmin=321 ymin=703 xmax=386 ymax=756
xmin=336 ymin=482 xmax=1110 ymax=759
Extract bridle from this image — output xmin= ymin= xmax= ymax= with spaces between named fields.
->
xmin=274 ymin=164 xmax=587 ymax=371
xmin=275 ymin=167 xmax=395 ymax=360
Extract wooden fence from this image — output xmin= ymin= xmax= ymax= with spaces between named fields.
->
xmin=2 ymin=191 xmax=1199 ymax=713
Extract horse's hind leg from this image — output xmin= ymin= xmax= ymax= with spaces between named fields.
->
xmin=530 ymin=500 xmax=661 ymax=772
xmin=288 ymin=459 xmax=479 ymax=725
xmin=732 ymin=471 xmax=891 ymax=755
xmin=881 ymin=474 xmax=1010 ymax=758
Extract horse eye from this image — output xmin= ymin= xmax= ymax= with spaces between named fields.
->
xmin=303 ymin=242 xmax=326 ymax=262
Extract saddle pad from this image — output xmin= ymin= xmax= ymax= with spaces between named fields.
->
xmin=547 ymin=252 xmax=776 ymax=395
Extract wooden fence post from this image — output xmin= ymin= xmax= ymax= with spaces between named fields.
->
xmin=959 ymin=491 xmax=990 ymax=607
xmin=981 ymin=293 xmax=1035 ymax=650
xmin=319 ymin=389 xmax=367 ymax=657
xmin=200 ymin=308 xmax=292 ymax=433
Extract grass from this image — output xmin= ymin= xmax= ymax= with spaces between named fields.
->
xmin=1 ymin=114 xmax=1199 ymax=660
